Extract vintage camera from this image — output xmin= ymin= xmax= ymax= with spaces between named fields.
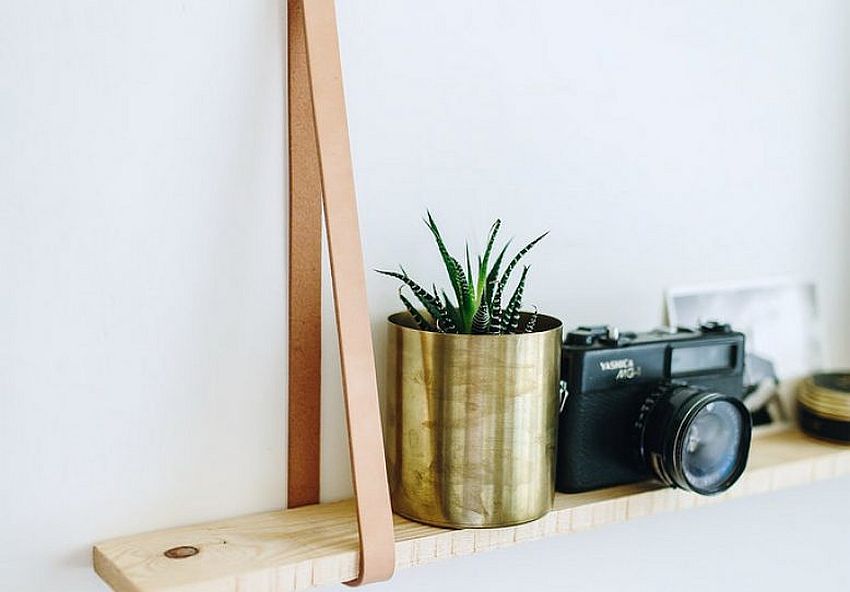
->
xmin=557 ymin=322 xmax=752 ymax=495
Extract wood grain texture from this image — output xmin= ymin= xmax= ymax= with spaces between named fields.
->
xmin=93 ymin=429 xmax=850 ymax=592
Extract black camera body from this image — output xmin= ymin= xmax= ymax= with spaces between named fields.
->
xmin=557 ymin=322 xmax=750 ymax=494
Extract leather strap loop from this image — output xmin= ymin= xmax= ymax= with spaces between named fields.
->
xmin=288 ymin=0 xmax=396 ymax=585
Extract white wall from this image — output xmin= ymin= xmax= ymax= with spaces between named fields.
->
xmin=1 ymin=1 xmax=288 ymax=590
xmin=1 ymin=1 xmax=849 ymax=591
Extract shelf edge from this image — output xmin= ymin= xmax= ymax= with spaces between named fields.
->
xmin=93 ymin=430 xmax=850 ymax=592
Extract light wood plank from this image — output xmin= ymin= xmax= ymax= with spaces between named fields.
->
xmin=93 ymin=429 xmax=850 ymax=592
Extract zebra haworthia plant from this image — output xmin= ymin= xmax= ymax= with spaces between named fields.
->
xmin=377 ymin=212 xmax=547 ymax=334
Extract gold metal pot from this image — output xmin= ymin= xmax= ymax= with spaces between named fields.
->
xmin=386 ymin=312 xmax=562 ymax=528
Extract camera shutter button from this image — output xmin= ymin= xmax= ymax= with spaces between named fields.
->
xmin=600 ymin=326 xmax=624 ymax=346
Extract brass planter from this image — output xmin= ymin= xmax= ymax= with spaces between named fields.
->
xmin=386 ymin=312 xmax=562 ymax=528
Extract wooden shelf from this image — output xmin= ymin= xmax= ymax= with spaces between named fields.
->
xmin=93 ymin=429 xmax=850 ymax=592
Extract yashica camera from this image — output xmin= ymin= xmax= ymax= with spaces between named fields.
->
xmin=557 ymin=321 xmax=752 ymax=495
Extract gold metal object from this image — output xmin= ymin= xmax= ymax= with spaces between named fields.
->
xmin=799 ymin=373 xmax=850 ymax=421
xmin=386 ymin=313 xmax=563 ymax=528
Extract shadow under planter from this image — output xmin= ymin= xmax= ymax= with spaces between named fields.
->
xmin=386 ymin=312 xmax=563 ymax=528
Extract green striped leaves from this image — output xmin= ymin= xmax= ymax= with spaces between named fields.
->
xmin=377 ymin=212 xmax=545 ymax=334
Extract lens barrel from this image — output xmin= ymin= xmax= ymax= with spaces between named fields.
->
xmin=636 ymin=382 xmax=752 ymax=495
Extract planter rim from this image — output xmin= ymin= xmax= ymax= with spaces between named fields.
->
xmin=388 ymin=311 xmax=562 ymax=337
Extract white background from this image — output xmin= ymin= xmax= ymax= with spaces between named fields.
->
xmin=2 ymin=1 xmax=849 ymax=590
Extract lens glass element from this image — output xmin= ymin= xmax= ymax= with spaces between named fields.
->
xmin=638 ymin=383 xmax=752 ymax=495
xmin=681 ymin=401 xmax=744 ymax=492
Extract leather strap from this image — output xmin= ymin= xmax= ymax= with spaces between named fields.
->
xmin=287 ymin=0 xmax=322 ymax=510
xmin=288 ymin=0 xmax=396 ymax=585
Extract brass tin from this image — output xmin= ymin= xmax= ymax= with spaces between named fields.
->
xmin=386 ymin=312 xmax=562 ymax=528
xmin=797 ymin=372 xmax=850 ymax=443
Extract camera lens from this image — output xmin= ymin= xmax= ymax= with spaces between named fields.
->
xmin=637 ymin=382 xmax=752 ymax=495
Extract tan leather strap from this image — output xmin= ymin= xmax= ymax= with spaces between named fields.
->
xmin=287 ymin=0 xmax=322 ymax=510
xmin=288 ymin=0 xmax=396 ymax=585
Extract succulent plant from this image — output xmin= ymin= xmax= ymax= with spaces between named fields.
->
xmin=377 ymin=212 xmax=546 ymax=334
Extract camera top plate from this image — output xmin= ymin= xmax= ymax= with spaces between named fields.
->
xmin=565 ymin=322 xmax=733 ymax=348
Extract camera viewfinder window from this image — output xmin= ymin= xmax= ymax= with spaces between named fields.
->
xmin=671 ymin=344 xmax=736 ymax=375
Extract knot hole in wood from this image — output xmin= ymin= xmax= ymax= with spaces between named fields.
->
xmin=164 ymin=546 xmax=199 ymax=559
